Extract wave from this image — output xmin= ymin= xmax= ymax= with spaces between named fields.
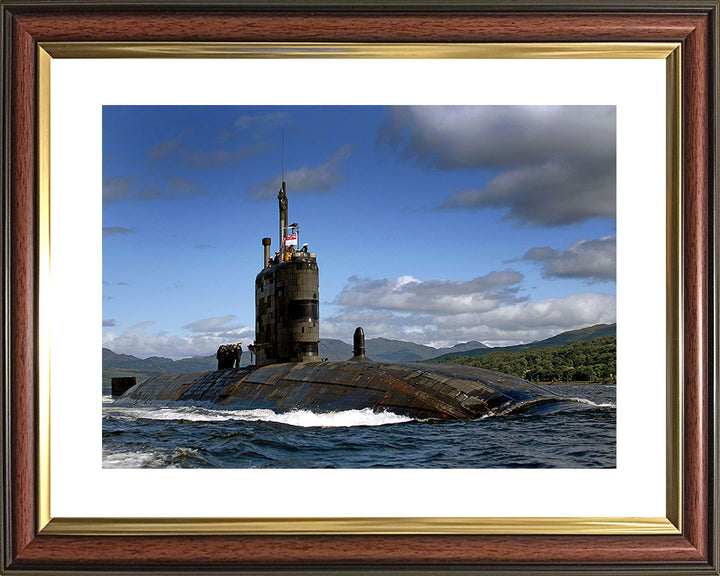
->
xmin=484 ymin=397 xmax=615 ymax=418
xmin=101 ymin=447 xmax=222 ymax=468
xmin=102 ymin=449 xmax=170 ymax=468
xmin=266 ymin=408 xmax=413 ymax=428
xmin=103 ymin=405 xmax=413 ymax=428
xmin=570 ymin=397 xmax=616 ymax=409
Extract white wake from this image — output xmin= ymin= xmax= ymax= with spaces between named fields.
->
xmin=103 ymin=405 xmax=413 ymax=428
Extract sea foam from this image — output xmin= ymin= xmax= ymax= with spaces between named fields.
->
xmin=102 ymin=450 xmax=171 ymax=468
xmin=104 ymin=405 xmax=413 ymax=428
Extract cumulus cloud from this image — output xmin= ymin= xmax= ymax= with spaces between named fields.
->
xmin=332 ymin=271 xmax=525 ymax=315
xmin=324 ymin=290 xmax=616 ymax=348
xmin=379 ymin=105 xmax=616 ymax=226
xmin=439 ymin=162 xmax=614 ymax=226
xmin=149 ymin=140 xmax=180 ymax=159
xmin=143 ymin=177 xmax=207 ymax=200
xmin=183 ymin=315 xmax=241 ymax=334
xmin=234 ymin=112 xmax=290 ymax=132
xmin=102 ymin=319 xmax=116 ymax=327
xmin=103 ymin=177 xmax=133 ymax=203
xmin=150 ymin=139 xmax=268 ymax=170
xmin=521 ymin=236 xmax=616 ymax=282
xmin=324 ymin=268 xmax=615 ymax=347
xmin=251 ymin=145 xmax=352 ymax=199
xmin=103 ymin=316 xmax=255 ymax=360
xmin=103 ymin=176 xmax=208 ymax=204
xmin=103 ymin=226 xmax=138 ymax=237
xmin=218 ymin=112 xmax=292 ymax=142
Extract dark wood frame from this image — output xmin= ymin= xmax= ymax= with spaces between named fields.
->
xmin=1 ymin=1 xmax=717 ymax=573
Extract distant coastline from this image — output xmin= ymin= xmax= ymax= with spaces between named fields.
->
xmin=103 ymin=323 xmax=616 ymax=391
xmin=541 ymin=381 xmax=616 ymax=386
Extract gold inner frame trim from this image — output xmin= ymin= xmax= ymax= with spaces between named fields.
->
xmin=664 ymin=44 xmax=682 ymax=532
xmin=37 ymin=46 xmax=52 ymax=536
xmin=40 ymin=41 xmax=679 ymax=59
xmin=43 ymin=516 xmax=678 ymax=536
xmin=36 ymin=42 xmax=683 ymax=537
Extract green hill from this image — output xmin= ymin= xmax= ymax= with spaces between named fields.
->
xmin=102 ymin=348 xmax=218 ymax=390
xmin=318 ymin=337 xmax=487 ymax=362
xmin=527 ymin=323 xmax=617 ymax=347
xmin=366 ymin=338 xmax=487 ymax=362
xmin=318 ymin=339 xmax=353 ymax=361
xmin=433 ymin=334 xmax=616 ymax=384
xmin=431 ymin=323 xmax=616 ymax=362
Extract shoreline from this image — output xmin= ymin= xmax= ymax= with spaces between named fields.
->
xmin=538 ymin=381 xmax=615 ymax=386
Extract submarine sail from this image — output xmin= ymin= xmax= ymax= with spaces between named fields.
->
xmin=255 ymin=181 xmax=319 ymax=366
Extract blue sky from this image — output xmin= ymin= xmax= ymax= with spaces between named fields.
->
xmin=102 ymin=105 xmax=616 ymax=359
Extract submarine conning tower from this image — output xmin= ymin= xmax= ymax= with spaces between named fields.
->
xmin=254 ymin=181 xmax=319 ymax=367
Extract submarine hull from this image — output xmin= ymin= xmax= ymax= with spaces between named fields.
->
xmin=114 ymin=361 xmax=570 ymax=420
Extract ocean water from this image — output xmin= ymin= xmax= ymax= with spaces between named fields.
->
xmin=102 ymin=384 xmax=615 ymax=469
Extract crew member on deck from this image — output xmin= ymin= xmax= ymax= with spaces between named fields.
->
xmin=234 ymin=342 xmax=243 ymax=368
xmin=216 ymin=344 xmax=226 ymax=370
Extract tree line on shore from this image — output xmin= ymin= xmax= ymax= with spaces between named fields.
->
xmin=435 ymin=335 xmax=616 ymax=384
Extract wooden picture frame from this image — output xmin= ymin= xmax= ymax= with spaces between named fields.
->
xmin=2 ymin=1 xmax=717 ymax=573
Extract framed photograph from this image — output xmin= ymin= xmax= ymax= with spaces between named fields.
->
xmin=2 ymin=1 xmax=717 ymax=574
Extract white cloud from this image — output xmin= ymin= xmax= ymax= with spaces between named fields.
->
xmin=521 ymin=236 xmax=616 ymax=282
xmin=438 ymin=161 xmax=614 ymax=226
xmin=182 ymin=315 xmax=241 ymax=334
xmin=379 ymin=105 xmax=616 ymax=226
xmin=234 ymin=111 xmax=290 ymax=132
xmin=324 ymin=271 xmax=615 ymax=347
xmin=102 ymin=177 xmax=133 ymax=203
xmin=149 ymin=139 xmax=268 ymax=170
xmin=102 ymin=226 xmax=138 ymax=237
xmin=103 ymin=317 xmax=255 ymax=360
xmin=103 ymin=175 xmax=209 ymax=204
xmin=451 ymin=292 xmax=616 ymax=333
xmin=332 ymin=271 xmax=524 ymax=315
xmin=251 ymin=144 xmax=352 ymax=199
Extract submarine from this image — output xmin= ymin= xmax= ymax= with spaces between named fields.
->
xmin=113 ymin=180 xmax=580 ymax=420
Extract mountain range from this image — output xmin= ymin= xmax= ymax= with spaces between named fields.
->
xmin=430 ymin=323 xmax=617 ymax=362
xmin=101 ymin=338 xmax=486 ymax=388
xmin=102 ymin=323 xmax=615 ymax=389
xmin=318 ymin=337 xmax=488 ymax=362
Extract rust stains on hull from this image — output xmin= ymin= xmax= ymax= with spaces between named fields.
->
xmin=115 ymin=360 xmax=561 ymax=420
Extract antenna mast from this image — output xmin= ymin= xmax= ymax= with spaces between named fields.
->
xmin=278 ymin=132 xmax=288 ymax=258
